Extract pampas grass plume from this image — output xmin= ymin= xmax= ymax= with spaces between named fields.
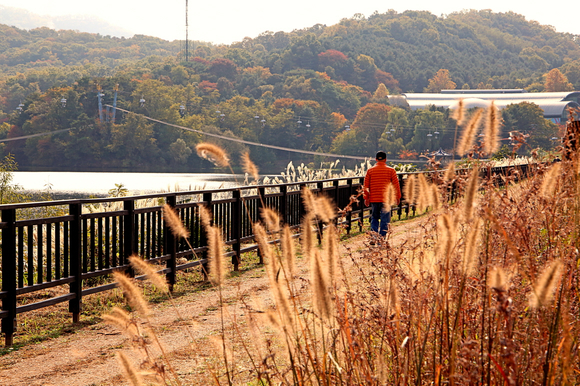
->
xmin=383 ymin=183 xmax=397 ymax=212
xmin=241 ymin=151 xmax=259 ymax=181
xmin=118 ymin=352 xmax=145 ymax=386
xmin=463 ymin=166 xmax=480 ymax=223
xmin=129 ymin=255 xmax=169 ymax=292
xmin=530 ymin=260 xmax=563 ymax=308
xmin=261 ymin=207 xmax=281 ymax=232
xmin=488 ymin=267 xmax=507 ymax=291
xmin=540 ymin=162 xmax=561 ymax=198
xmin=282 ymin=225 xmax=296 ymax=279
xmin=458 ymin=108 xmax=483 ymax=156
xmin=483 ymin=101 xmax=501 ymax=155
xmin=113 ymin=271 xmax=151 ymax=316
xmin=198 ymin=204 xmax=213 ymax=230
xmin=462 ymin=218 xmax=481 ymax=275
xmin=301 ymin=213 xmax=315 ymax=260
xmin=163 ymin=204 xmax=189 ymax=240
xmin=195 ymin=143 xmax=230 ymax=167
xmin=404 ymin=174 xmax=416 ymax=206
xmin=315 ymin=195 xmax=337 ymax=223
xmin=323 ymin=223 xmax=339 ymax=286
xmin=311 ymin=250 xmax=332 ymax=320
xmin=208 ymin=226 xmax=226 ymax=286
xmin=452 ymin=99 xmax=466 ymax=126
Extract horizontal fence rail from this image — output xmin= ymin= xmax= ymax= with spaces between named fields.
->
xmin=0 ymin=163 xmax=533 ymax=346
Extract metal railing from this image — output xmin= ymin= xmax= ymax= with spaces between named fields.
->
xmin=0 ymin=163 xmax=532 ymax=346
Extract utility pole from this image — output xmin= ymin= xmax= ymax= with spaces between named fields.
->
xmin=185 ymin=0 xmax=189 ymax=62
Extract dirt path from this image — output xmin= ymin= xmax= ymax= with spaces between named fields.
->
xmin=0 ymin=221 xmax=421 ymax=386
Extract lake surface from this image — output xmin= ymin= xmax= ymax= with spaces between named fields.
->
xmin=12 ymin=172 xmax=244 ymax=195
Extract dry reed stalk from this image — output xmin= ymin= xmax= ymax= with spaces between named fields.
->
xmin=540 ymin=162 xmax=562 ymax=198
xmin=282 ymin=225 xmax=296 ymax=279
xmin=452 ymin=99 xmax=466 ymax=126
xmin=387 ymin=277 xmax=400 ymax=317
xmin=530 ymin=260 xmax=563 ymax=308
xmin=463 ymin=166 xmax=480 ymax=223
xmin=129 ymin=255 xmax=169 ymax=292
xmin=483 ymin=101 xmax=501 ymax=155
xmin=323 ymin=223 xmax=339 ymax=286
xmin=113 ymin=271 xmax=151 ymax=316
xmin=404 ymin=174 xmax=417 ymax=206
xmin=195 ymin=143 xmax=230 ymax=167
xmin=118 ymin=352 xmax=145 ymax=386
xmin=462 ymin=218 xmax=481 ymax=275
xmin=301 ymin=213 xmax=315 ymax=260
xmin=261 ymin=207 xmax=281 ymax=233
xmin=162 ymin=204 xmax=189 ymax=240
xmin=311 ymin=250 xmax=332 ymax=321
xmin=241 ymin=151 xmax=259 ymax=181
xmin=198 ymin=204 xmax=212 ymax=230
xmin=457 ymin=108 xmax=483 ymax=156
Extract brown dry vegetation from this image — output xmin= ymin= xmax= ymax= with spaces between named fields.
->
xmin=107 ymin=144 xmax=580 ymax=385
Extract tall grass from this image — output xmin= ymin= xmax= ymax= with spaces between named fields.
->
xmin=108 ymin=132 xmax=580 ymax=384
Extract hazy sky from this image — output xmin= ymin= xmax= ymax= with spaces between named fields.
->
xmin=0 ymin=0 xmax=578 ymax=44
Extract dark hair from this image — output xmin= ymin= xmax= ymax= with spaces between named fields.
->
xmin=376 ymin=151 xmax=386 ymax=160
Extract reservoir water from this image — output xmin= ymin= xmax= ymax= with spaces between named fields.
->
xmin=12 ymin=171 xmax=243 ymax=195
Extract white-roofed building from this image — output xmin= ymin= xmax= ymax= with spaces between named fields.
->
xmin=396 ymin=90 xmax=580 ymax=124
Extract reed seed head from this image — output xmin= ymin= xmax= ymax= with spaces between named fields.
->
xmin=208 ymin=226 xmax=226 ymax=286
xmin=261 ymin=207 xmax=281 ymax=233
xmin=458 ymin=108 xmax=483 ymax=156
xmin=530 ymin=260 xmax=563 ymax=308
xmin=129 ymin=255 xmax=169 ymax=292
xmin=403 ymin=174 xmax=416 ymax=205
xmin=241 ymin=151 xmax=259 ymax=181
xmin=118 ymin=352 xmax=145 ymax=386
xmin=113 ymin=271 xmax=151 ymax=316
xmin=452 ymin=99 xmax=466 ymax=126
xmin=198 ymin=204 xmax=213 ymax=230
xmin=311 ymin=250 xmax=332 ymax=321
xmin=282 ymin=225 xmax=296 ymax=279
xmin=483 ymin=101 xmax=501 ymax=155
xmin=195 ymin=142 xmax=230 ymax=167
xmin=383 ymin=183 xmax=397 ymax=212
xmin=162 ymin=204 xmax=189 ymax=240
xmin=540 ymin=162 xmax=562 ymax=198
xmin=488 ymin=267 xmax=507 ymax=292
xmin=463 ymin=166 xmax=480 ymax=223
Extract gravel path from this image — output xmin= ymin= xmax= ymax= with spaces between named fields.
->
xmin=0 ymin=221 xmax=420 ymax=386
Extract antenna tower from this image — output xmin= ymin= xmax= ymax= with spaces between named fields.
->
xmin=185 ymin=0 xmax=189 ymax=62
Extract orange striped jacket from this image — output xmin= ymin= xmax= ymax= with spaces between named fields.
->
xmin=363 ymin=161 xmax=401 ymax=203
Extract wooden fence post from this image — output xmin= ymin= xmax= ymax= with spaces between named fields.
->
xmin=345 ymin=178 xmax=354 ymax=235
xmin=123 ymin=199 xmax=135 ymax=277
xmin=165 ymin=195 xmax=177 ymax=291
xmin=256 ymin=187 xmax=265 ymax=264
xmin=69 ymin=203 xmax=82 ymax=324
xmin=232 ymin=189 xmax=242 ymax=271
xmin=1 ymin=208 xmax=17 ymax=346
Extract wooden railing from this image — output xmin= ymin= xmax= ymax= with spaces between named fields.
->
xmin=0 ymin=164 xmax=532 ymax=346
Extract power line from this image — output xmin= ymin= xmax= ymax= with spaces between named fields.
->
xmin=0 ymin=128 xmax=73 ymax=143
xmin=108 ymin=105 xmax=413 ymax=162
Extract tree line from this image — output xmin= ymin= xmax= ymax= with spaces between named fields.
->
xmin=0 ymin=10 xmax=571 ymax=171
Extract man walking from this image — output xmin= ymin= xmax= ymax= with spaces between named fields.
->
xmin=363 ymin=151 xmax=401 ymax=239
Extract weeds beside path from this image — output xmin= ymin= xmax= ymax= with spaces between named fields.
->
xmin=0 ymin=219 xmax=421 ymax=386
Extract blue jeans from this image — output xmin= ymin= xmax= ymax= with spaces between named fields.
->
xmin=371 ymin=202 xmax=391 ymax=236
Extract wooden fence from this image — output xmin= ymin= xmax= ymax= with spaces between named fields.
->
xmin=0 ymin=164 xmax=531 ymax=346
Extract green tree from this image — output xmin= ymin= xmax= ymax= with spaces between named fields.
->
xmin=502 ymin=102 xmax=558 ymax=151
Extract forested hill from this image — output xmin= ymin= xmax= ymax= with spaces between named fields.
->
xmin=0 ymin=10 xmax=577 ymax=173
